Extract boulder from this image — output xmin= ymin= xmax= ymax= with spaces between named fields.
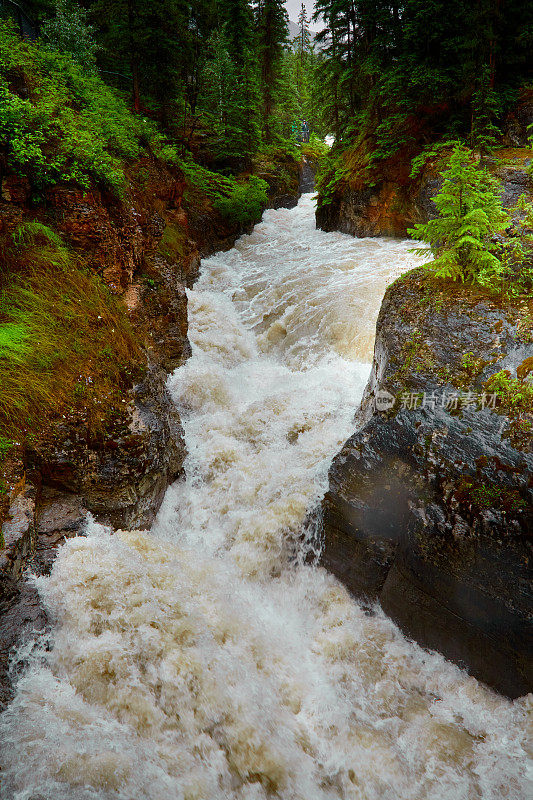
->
xmin=321 ymin=270 xmax=533 ymax=698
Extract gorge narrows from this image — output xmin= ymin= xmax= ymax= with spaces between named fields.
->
xmin=0 ymin=195 xmax=529 ymax=799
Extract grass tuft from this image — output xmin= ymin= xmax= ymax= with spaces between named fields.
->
xmin=0 ymin=224 xmax=142 ymax=444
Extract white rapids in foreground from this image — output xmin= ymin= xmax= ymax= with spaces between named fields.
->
xmin=0 ymin=195 xmax=530 ymax=800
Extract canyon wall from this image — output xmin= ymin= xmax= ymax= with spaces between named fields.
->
xmin=321 ymin=269 xmax=533 ymax=698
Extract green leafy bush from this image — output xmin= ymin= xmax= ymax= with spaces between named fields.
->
xmin=0 ymin=19 xmax=157 ymax=194
xmin=41 ymin=0 xmax=99 ymax=70
xmin=214 ymin=176 xmax=268 ymax=226
xmin=252 ymin=141 xmax=301 ymax=197
xmin=494 ymin=194 xmax=533 ymax=295
xmin=484 ymin=369 xmax=533 ymax=449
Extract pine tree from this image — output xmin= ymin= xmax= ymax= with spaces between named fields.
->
xmin=216 ymin=0 xmax=260 ymax=160
xmin=313 ymin=0 xmax=533 ymax=153
xmin=294 ymin=3 xmax=310 ymax=97
xmin=409 ymin=145 xmax=509 ymax=284
xmin=255 ymin=0 xmax=288 ymax=142
xmin=87 ymin=0 xmax=189 ymax=118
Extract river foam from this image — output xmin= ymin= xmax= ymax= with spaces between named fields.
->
xmin=0 ymin=195 xmax=530 ymax=799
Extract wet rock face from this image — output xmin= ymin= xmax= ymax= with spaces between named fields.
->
xmin=321 ymin=271 xmax=533 ymax=698
xmin=0 ymin=157 xmax=248 ymax=538
xmin=25 ymin=365 xmax=185 ymax=530
xmin=316 ymin=183 xmax=411 ymax=238
xmin=0 ymin=580 xmax=47 ymax=711
xmin=0 ymin=488 xmax=87 ymax=711
xmin=299 ymin=158 xmax=316 ymax=194
xmin=317 ymin=148 xmax=533 ymax=239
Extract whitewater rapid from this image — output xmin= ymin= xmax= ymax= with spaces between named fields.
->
xmin=0 ymin=195 xmax=530 ymax=799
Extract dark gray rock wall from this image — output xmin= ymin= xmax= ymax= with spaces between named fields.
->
xmin=321 ymin=271 xmax=533 ymax=698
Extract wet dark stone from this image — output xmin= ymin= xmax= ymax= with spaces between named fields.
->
xmin=321 ymin=270 xmax=533 ymax=698
xmin=25 ymin=365 xmax=186 ymax=531
xmin=0 ymin=578 xmax=48 ymax=711
xmin=299 ymin=159 xmax=316 ymax=194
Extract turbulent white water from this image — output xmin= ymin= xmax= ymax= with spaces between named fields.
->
xmin=1 ymin=195 xmax=530 ymax=800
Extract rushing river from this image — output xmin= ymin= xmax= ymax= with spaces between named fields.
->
xmin=0 ymin=195 xmax=530 ymax=799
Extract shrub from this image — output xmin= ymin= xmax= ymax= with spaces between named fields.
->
xmin=494 ymin=194 xmax=533 ymax=296
xmin=0 ymin=19 xmax=157 ymax=194
xmin=409 ymin=144 xmax=509 ymax=284
xmin=214 ymin=175 xmax=268 ymax=226
xmin=484 ymin=369 xmax=533 ymax=450
xmin=41 ymin=0 xmax=98 ymax=70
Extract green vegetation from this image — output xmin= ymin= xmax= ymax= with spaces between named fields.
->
xmin=0 ymin=222 xmax=141 ymax=443
xmin=313 ymin=0 xmax=532 ymax=156
xmin=313 ymin=0 xmax=533 ymax=230
xmin=484 ymin=370 xmax=533 ymax=450
xmin=453 ymin=351 xmax=488 ymax=389
xmin=214 ymin=175 xmax=268 ymax=226
xmin=455 ymin=478 xmax=526 ymax=513
xmin=396 ymin=329 xmax=435 ymax=379
xmin=0 ymin=19 xmax=155 ymax=194
xmin=157 ymin=224 xmax=189 ymax=264
xmin=409 ymin=145 xmax=510 ymax=284
xmin=41 ymin=0 xmax=98 ymax=69
xmin=256 ymin=0 xmax=289 ymax=143
xmin=485 ymin=370 xmax=533 ymax=413
xmin=302 ymin=134 xmax=330 ymax=164
xmin=0 ymin=12 xmax=283 ymax=220
xmin=1 ymin=0 xmax=331 ymax=195
xmin=408 ymin=146 xmax=533 ymax=293
xmin=253 ymin=141 xmax=300 ymax=197
xmin=495 ymin=195 xmax=533 ymax=296
xmin=0 ymin=438 xmax=13 ymax=461
xmin=409 ymin=141 xmax=462 ymax=180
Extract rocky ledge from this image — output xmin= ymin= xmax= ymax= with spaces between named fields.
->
xmin=321 ymin=270 xmax=532 ymax=698
xmin=316 ymin=147 xmax=533 ymax=239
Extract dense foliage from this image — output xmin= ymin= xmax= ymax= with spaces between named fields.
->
xmin=410 ymin=145 xmax=533 ymax=294
xmin=313 ymin=0 xmax=533 ymax=153
xmin=0 ymin=18 xmax=154 ymax=193
xmin=1 ymin=0 xmax=324 ymax=164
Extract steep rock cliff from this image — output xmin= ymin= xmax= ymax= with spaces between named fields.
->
xmin=321 ymin=270 xmax=532 ymax=698
xmin=0 ymin=155 xmax=266 ymax=705
xmin=317 ymin=148 xmax=532 ymax=239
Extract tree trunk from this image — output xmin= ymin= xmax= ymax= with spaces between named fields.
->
xmin=128 ymin=0 xmax=140 ymax=113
